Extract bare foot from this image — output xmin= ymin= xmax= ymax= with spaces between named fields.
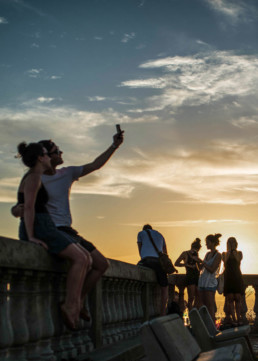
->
xmin=60 ymin=303 xmax=77 ymax=330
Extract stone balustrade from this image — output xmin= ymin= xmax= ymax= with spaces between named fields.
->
xmin=0 ymin=236 xmax=161 ymax=361
xmin=1 ymin=236 xmax=258 ymax=361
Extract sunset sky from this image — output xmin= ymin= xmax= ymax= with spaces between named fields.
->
xmin=1 ymin=0 xmax=258 ymax=273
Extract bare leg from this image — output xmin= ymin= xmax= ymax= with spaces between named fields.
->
xmin=80 ymin=249 xmax=110 ymax=304
xmin=198 ymin=290 xmax=204 ymax=308
xmin=193 ymin=285 xmax=200 ymax=309
xmin=204 ymin=291 xmax=216 ymax=322
xmin=160 ymin=286 xmax=168 ymax=316
xmin=187 ymin=285 xmax=195 ymax=311
xmin=224 ymin=298 xmax=232 ymax=325
xmin=58 ymin=243 xmax=89 ymax=327
xmin=227 ymin=294 xmax=237 ymax=324
xmin=234 ymin=293 xmax=242 ymax=323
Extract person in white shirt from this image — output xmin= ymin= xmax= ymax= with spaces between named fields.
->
xmin=137 ymin=224 xmax=172 ymax=316
xmin=12 ymin=129 xmax=124 ymax=322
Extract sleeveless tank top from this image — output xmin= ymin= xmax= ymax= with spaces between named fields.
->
xmin=198 ymin=251 xmax=220 ymax=288
xmin=18 ymin=184 xmax=48 ymax=214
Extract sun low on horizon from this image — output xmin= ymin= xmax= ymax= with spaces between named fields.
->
xmin=1 ymin=0 xmax=258 ymax=275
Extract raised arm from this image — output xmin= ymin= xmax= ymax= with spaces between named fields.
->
xmin=80 ymin=132 xmax=124 ymax=177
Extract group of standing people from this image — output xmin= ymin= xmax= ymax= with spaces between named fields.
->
xmin=176 ymin=234 xmax=245 ymax=325
xmin=137 ymin=226 xmax=245 ymax=327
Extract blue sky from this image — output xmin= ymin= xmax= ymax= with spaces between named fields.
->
xmin=1 ymin=0 xmax=258 ymax=270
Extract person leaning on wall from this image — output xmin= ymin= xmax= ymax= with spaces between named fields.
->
xmin=137 ymin=224 xmax=176 ymax=316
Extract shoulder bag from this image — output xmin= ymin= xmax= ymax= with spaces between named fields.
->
xmin=145 ymin=230 xmax=177 ymax=274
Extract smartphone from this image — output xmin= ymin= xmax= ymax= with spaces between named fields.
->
xmin=116 ymin=124 xmax=122 ymax=134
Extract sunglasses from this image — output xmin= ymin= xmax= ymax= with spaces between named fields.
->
xmin=48 ymin=148 xmax=62 ymax=156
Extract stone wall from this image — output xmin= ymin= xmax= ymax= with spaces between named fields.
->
xmin=0 ymin=236 xmax=161 ymax=361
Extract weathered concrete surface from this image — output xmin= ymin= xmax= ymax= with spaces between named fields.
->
xmin=0 ymin=236 xmax=159 ymax=361
xmin=0 ymin=237 xmax=157 ymax=282
xmin=0 ymin=236 xmax=68 ymax=272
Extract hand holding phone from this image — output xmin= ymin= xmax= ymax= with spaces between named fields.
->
xmin=113 ymin=124 xmax=124 ymax=147
xmin=116 ymin=124 xmax=122 ymax=134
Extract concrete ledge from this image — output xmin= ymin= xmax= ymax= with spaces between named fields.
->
xmin=0 ymin=236 xmax=158 ymax=283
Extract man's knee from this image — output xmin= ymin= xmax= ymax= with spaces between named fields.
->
xmin=92 ymin=250 xmax=110 ymax=273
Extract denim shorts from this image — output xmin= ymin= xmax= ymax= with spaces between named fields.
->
xmin=57 ymin=226 xmax=96 ymax=253
xmin=19 ymin=213 xmax=75 ymax=254
xmin=198 ymin=286 xmax=217 ymax=292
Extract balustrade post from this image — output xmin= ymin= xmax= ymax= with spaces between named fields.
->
xmin=252 ymin=284 xmax=258 ymax=331
xmin=79 ymin=295 xmax=94 ymax=352
xmin=37 ymin=272 xmax=56 ymax=361
xmin=121 ymin=279 xmax=127 ymax=339
xmin=135 ymin=282 xmax=144 ymax=330
xmin=126 ymin=280 xmax=135 ymax=336
xmin=9 ymin=270 xmax=30 ymax=361
xmin=241 ymin=285 xmax=248 ymax=324
xmin=50 ymin=273 xmax=66 ymax=361
xmin=25 ymin=271 xmax=42 ymax=361
xmin=0 ymin=269 xmax=13 ymax=361
xmin=101 ymin=278 xmax=112 ymax=345
xmin=91 ymin=278 xmax=103 ymax=348
xmin=109 ymin=279 xmax=120 ymax=342
xmin=113 ymin=279 xmax=123 ymax=340
xmin=142 ymin=282 xmax=150 ymax=322
xmin=57 ymin=273 xmax=77 ymax=361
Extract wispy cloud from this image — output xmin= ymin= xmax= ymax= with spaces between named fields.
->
xmin=31 ymin=43 xmax=39 ymax=48
xmin=37 ymin=97 xmax=55 ymax=103
xmin=124 ymin=219 xmax=253 ymax=228
xmin=26 ymin=68 xmax=43 ymax=78
xmin=8 ymin=0 xmax=47 ymax=17
xmin=121 ymin=51 xmax=258 ymax=112
xmin=49 ymin=75 xmax=62 ymax=80
xmin=120 ymin=78 xmax=166 ymax=89
xmin=2 ymin=86 xmax=258 ymax=205
xmin=121 ymin=32 xmax=136 ymax=43
xmin=88 ymin=96 xmax=106 ymax=102
xmin=94 ymin=36 xmax=103 ymax=41
xmin=0 ymin=17 xmax=8 ymax=24
xmin=203 ymin=0 xmax=257 ymax=24
xmin=25 ymin=69 xmax=62 ymax=80
xmin=231 ymin=116 xmax=258 ymax=128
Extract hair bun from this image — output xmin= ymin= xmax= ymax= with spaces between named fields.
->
xmin=215 ymin=233 xmax=222 ymax=239
xmin=17 ymin=142 xmax=27 ymax=156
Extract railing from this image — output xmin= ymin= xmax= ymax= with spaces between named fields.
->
xmin=0 ymin=236 xmax=161 ymax=361
xmin=1 ymin=236 xmax=257 ymax=361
